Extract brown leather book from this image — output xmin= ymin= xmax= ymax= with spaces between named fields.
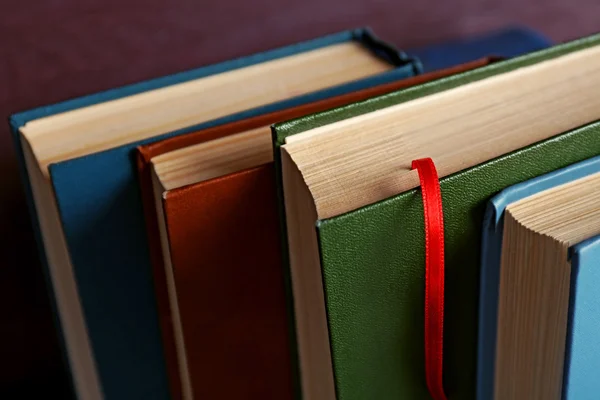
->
xmin=136 ymin=57 xmax=497 ymax=399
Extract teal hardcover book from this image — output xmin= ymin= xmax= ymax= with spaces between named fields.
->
xmin=10 ymin=29 xmax=419 ymax=400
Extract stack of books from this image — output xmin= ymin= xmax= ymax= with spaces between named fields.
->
xmin=11 ymin=27 xmax=600 ymax=400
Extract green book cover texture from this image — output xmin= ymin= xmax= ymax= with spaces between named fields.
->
xmin=273 ymin=34 xmax=600 ymax=399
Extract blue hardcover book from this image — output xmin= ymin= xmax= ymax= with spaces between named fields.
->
xmin=563 ymin=235 xmax=600 ymax=400
xmin=410 ymin=26 xmax=551 ymax=72
xmin=477 ymin=155 xmax=600 ymax=400
xmin=10 ymin=29 xmax=420 ymax=400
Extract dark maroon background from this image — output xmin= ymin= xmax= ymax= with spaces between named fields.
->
xmin=1 ymin=0 xmax=598 ymax=396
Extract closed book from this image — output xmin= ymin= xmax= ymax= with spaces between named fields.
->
xmin=10 ymin=28 xmax=420 ymax=400
xmin=477 ymin=155 xmax=600 ymax=400
xmin=136 ymin=58 xmax=496 ymax=400
xmin=274 ymin=33 xmax=600 ymax=399
xmin=484 ymin=170 xmax=600 ymax=399
xmin=409 ymin=26 xmax=551 ymax=72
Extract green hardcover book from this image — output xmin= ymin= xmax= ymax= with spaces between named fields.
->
xmin=273 ymin=34 xmax=600 ymax=400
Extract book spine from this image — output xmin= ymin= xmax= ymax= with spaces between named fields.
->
xmin=355 ymin=27 xmax=423 ymax=74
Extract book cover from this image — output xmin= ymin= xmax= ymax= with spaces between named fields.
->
xmin=136 ymin=58 xmax=496 ymax=400
xmin=477 ymin=155 xmax=600 ymax=400
xmin=488 ymin=170 xmax=600 ymax=399
xmin=10 ymin=28 xmax=419 ymax=400
xmin=162 ymin=165 xmax=292 ymax=399
xmin=272 ymin=34 xmax=600 ymax=399
xmin=564 ymin=235 xmax=600 ymax=400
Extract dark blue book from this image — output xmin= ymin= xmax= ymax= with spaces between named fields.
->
xmin=410 ymin=26 xmax=551 ymax=72
xmin=10 ymin=29 xmax=419 ymax=400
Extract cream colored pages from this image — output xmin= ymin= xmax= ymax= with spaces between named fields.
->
xmin=150 ymin=171 xmax=193 ymax=400
xmin=495 ymin=172 xmax=600 ymax=400
xmin=152 ymin=126 xmax=272 ymax=190
xmin=283 ymin=44 xmax=600 ymax=219
xmin=21 ymin=42 xmax=390 ymax=173
xmin=281 ymin=150 xmax=336 ymax=400
xmin=20 ymin=137 xmax=103 ymax=400
xmin=495 ymin=217 xmax=570 ymax=400
xmin=506 ymin=172 xmax=600 ymax=243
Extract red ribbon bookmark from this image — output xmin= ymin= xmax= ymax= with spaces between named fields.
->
xmin=411 ymin=158 xmax=447 ymax=400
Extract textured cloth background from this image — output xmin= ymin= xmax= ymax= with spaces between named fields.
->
xmin=1 ymin=0 xmax=598 ymax=396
